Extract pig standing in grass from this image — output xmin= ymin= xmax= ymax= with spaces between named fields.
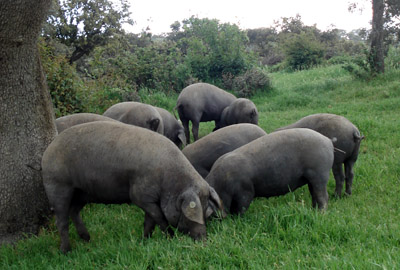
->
xmin=176 ymin=83 xmax=236 ymax=144
xmin=216 ymin=98 xmax=259 ymax=130
xmin=41 ymin=121 xmax=224 ymax=253
xmin=182 ymin=124 xmax=267 ymax=178
xmin=205 ymin=128 xmax=334 ymax=215
xmin=55 ymin=113 xmax=117 ymax=133
xmin=276 ymin=113 xmax=364 ymax=196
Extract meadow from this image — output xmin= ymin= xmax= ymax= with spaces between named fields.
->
xmin=1 ymin=65 xmax=399 ymax=269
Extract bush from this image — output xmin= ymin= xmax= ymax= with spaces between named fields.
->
xmin=39 ymin=38 xmax=85 ymax=117
xmin=223 ymin=68 xmax=272 ymax=97
xmin=82 ymin=74 xmax=140 ymax=114
xmin=282 ymin=32 xmax=325 ymax=71
xmin=385 ymin=45 xmax=400 ymax=70
xmin=177 ymin=17 xmax=257 ymax=83
xmin=341 ymin=49 xmax=374 ymax=80
xmin=327 ymin=55 xmax=356 ymax=65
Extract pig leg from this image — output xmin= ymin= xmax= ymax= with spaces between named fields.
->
xmin=181 ymin=118 xmax=191 ymax=144
xmin=69 ymin=202 xmax=90 ymax=242
xmin=344 ymin=159 xmax=356 ymax=195
xmin=130 ymin=183 xmax=174 ymax=237
xmin=226 ymin=178 xmax=254 ymax=215
xmin=217 ymin=192 xmax=232 ymax=215
xmin=143 ymin=212 xmax=157 ymax=237
xmin=306 ymin=172 xmax=329 ymax=210
xmin=308 ymin=185 xmax=317 ymax=208
xmin=308 ymin=183 xmax=329 ymax=210
xmin=231 ymin=191 xmax=254 ymax=215
xmin=141 ymin=203 xmax=174 ymax=237
xmin=47 ymin=185 xmax=74 ymax=253
xmin=332 ymin=163 xmax=345 ymax=197
xmin=192 ymin=120 xmax=200 ymax=141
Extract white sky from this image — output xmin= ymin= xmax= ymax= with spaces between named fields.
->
xmin=125 ymin=0 xmax=371 ymax=34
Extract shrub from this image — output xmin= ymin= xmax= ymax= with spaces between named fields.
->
xmin=223 ymin=68 xmax=272 ymax=97
xmin=177 ymin=17 xmax=257 ymax=83
xmin=282 ymin=32 xmax=325 ymax=71
xmin=341 ymin=49 xmax=374 ymax=80
xmin=82 ymin=75 xmax=140 ymax=114
xmin=385 ymin=45 xmax=400 ymax=70
xmin=39 ymin=38 xmax=85 ymax=117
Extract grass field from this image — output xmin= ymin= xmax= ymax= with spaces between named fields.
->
xmin=1 ymin=65 xmax=400 ymax=269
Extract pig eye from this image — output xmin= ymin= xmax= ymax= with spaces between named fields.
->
xmin=189 ymin=201 xmax=196 ymax=208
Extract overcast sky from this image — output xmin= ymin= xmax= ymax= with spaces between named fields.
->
xmin=125 ymin=0 xmax=371 ymax=34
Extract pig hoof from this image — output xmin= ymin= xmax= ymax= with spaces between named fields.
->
xmin=60 ymin=244 xmax=71 ymax=254
xmin=79 ymin=233 xmax=90 ymax=242
xmin=333 ymin=191 xmax=342 ymax=198
xmin=189 ymin=230 xmax=206 ymax=241
xmin=166 ymin=228 xmax=175 ymax=237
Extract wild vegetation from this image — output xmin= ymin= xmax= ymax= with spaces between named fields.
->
xmin=40 ymin=1 xmax=397 ymax=117
xmin=1 ymin=63 xmax=400 ymax=269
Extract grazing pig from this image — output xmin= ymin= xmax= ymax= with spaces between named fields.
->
xmin=176 ymin=83 xmax=236 ymax=144
xmin=276 ymin=113 xmax=364 ymax=196
xmin=182 ymin=124 xmax=267 ymax=178
xmin=41 ymin=121 xmax=224 ymax=253
xmin=205 ymin=128 xmax=334 ymax=215
xmin=216 ymin=98 xmax=259 ymax=130
xmin=154 ymin=106 xmax=186 ymax=148
xmin=103 ymin=102 xmax=164 ymax=134
xmin=55 ymin=113 xmax=117 ymax=133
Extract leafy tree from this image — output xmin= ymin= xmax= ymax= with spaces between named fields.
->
xmin=45 ymin=0 xmax=133 ymax=64
xmin=0 ymin=0 xmax=56 ymax=244
xmin=246 ymin=27 xmax=284 ymax=65
xmin=274 ymin=14 xmax=321 ymax=37
xmin=174 ymin=17 xmax=256 ymax=82
xmin=282 ymin=31 xmax=325 ymax=70
xmin=349 ymin=0 xmax=400 ymax=73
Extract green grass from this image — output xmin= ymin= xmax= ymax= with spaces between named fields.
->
xmin=2 ymin=65 xmax=400 ymax=269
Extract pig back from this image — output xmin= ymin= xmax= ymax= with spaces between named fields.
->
xmin=208 ymin=128 xmax=334 ymax=197
xmin=42 ymin=121 xmax=190 ymax=195
xmin=182 ymin=124 xmax=267 ymax=176
xmin=177 ymin=83 xmax=236 ymax=121
xmin=239 ymin=128 xmax=334 ymax=169
xmin=277 ymin=113 xmax=360 ymax=161
xmin=55 ymin=113 xmax=117 ymax=133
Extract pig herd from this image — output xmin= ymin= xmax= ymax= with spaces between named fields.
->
xmin=42 ymin=82 xmax=364 ymax=253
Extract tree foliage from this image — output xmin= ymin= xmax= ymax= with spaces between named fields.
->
xmin=282 ymin=31 xmax=325 ymax=70
xmin=349 ymin=0 xmax=400 ymax=74
xmin=247 ymin=15 xmax=368 ymax=71
xmin=174 ymin=17 xmax=256 ymax=82
xmin=38 ymin=38 xmax=85 ymax=117
xmin=40 ymin=10 xmax=399 ymax=115
xmin=45 ymin=0 xmax=132 ymax=63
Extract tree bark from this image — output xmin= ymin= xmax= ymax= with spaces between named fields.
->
xmin=370 ymin=0 xmax=385 ymax=73
xmin=0 ymin=0 xmax=56 ymax=244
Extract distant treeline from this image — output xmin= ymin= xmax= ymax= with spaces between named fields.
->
xmin=40 ymin=0 xmax=399 ymax=117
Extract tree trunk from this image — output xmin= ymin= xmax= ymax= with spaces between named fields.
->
xmin=370 ymin=0 xmax=385 ymax=73
xmin=0 ymin=0 xmax=56 ymax=244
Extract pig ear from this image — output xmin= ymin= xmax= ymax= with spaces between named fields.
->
xmin=148 ymin=118 xmax=160 ymax=132
xmin=179 ymin=191 xmax=205 ymax=225
xmin=178 ymin=132 xmax=186 ymax=147
xmin=208 ymin=186 xmax=227 ymax=219
xmin=250 ymin=108 xmax=257 ymax=118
